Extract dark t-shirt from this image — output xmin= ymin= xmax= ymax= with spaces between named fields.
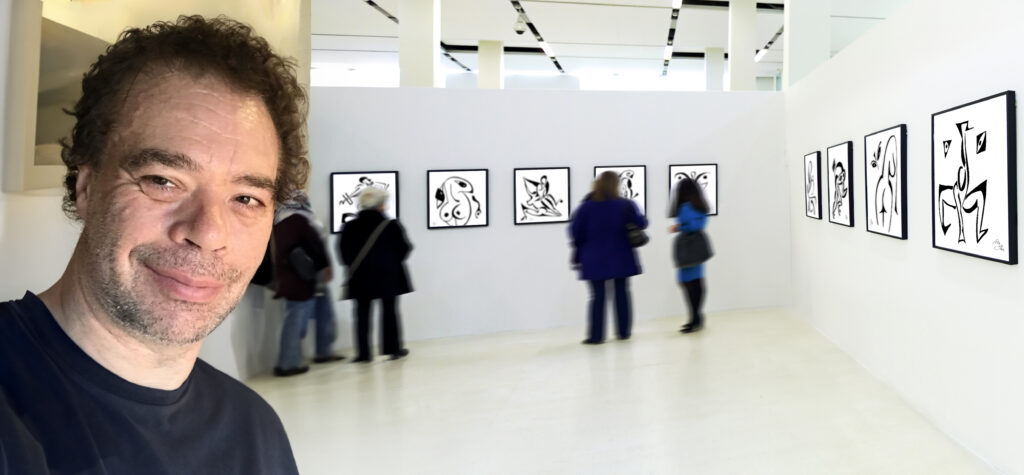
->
xmin=0 ymin=292 xmax=299 ymax=475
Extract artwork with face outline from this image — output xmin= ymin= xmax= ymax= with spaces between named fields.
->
xmin=669 ymin=164 xmax=718 ymax=216
xmin=514 ymin=167 xmax=571 ymax=225
xmin=427 ymin=169 xmax=489 ymax=229
xmin=932 ymin=91 xmax=1017 ymax=264
xmin=804 ymin=151 xmax=822 ymax=219
xmin=594 ymin=166 xmax=647 ymax=215
xmin=864 ymin=125 xmax=907 ymax=239
xmin=330 ymin=171 xmax=399 ymax=233
xmin=827 ymin=141 xmax=855 ymax=227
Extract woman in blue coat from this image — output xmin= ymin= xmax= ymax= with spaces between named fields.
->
xmin=570 ymin=171 xmax=648 ymax=344
xmin=669 ymin=178 xmax=710 ymax=333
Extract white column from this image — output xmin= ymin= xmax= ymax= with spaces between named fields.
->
xmin=2 ymin=0 xmax=42 ymax=192
xmin=399 ymin=0 xmax=441 ymax=88
xmin=477 ymin=40 xmax=504 ymax=89
xmin=727 ymin=0 xmax=757 ymax=91
xmin=704 ymin=47 xmax=725 ymax=91
xmin=783 ymin=0 xmax=830 ymax=89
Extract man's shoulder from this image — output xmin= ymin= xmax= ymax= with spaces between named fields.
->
xmin=192 ymin=359 xmax=279 ymax=418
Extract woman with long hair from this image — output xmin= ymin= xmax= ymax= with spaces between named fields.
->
xmin=569 ymin=171 xmax=648 ymax=344
xmin=669 ymin=178 xmax=710 ymax=333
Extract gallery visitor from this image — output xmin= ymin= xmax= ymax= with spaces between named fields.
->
xmin=669 ymin=178 xmax=711 ymax=333
xmin=339 ymin=187 xmax=414 ymax=363
xmin=569 ymin=171 xmax=649 ymax=344
xmin=272 ymin=191 xmax=345 ymax=376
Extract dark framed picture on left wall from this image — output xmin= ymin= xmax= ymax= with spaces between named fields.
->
xmin=330 ymin=171 xmax=399 ymax=233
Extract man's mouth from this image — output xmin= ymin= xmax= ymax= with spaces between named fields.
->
xmin=144 ymin=264 xmax=224 ymax=303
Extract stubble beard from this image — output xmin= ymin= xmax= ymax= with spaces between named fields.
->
xmin=84 ymin=220 xmax=245 ymax=346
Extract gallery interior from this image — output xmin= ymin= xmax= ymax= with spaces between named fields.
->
xmin=2 ymin=0 xmax=1022 ymax=473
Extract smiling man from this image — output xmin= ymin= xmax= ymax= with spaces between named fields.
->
xmin=0 ymin=16 xmax=306 ymax=474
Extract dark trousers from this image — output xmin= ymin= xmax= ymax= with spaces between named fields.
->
xmin=586 ymin=278 xmax=632 ymax=341
xmin=680 ymin=278 xmax=705 ymax=326
xmin=354 ymin=296 xmax=403 ymax=359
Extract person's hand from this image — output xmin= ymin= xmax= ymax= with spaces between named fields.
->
xmin=668 ymin=224 xmax=678 ymax=233
xmin=324 ymin=266 xmax=334 ymax=282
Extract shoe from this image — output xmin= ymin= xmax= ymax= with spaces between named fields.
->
xmin=351 ymin=356 xmax=372 ymax=364
xmin=581 ymin=339 xmax=603 ymax=345
xmin=617 ymin=335 xmax=631 ymax=341
xmin=313 ymin=354 xmax=346 ymax=364
xmin=273 ymin=366 xmax=309 ymax=377
xmin=680 ymin=322 xmax=704 ymax=334
xmin=388 ymin=349 xmax=410 ymax=361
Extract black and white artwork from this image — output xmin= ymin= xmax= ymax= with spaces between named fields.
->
xmin=827 ymin=141 xmax=854 ymax=227
xmin=932 ymin=91 xmax=1017 ymax=264
xmin=594 ymin=166 xmax=646 ymax=214
xmin=330 ymin=171 xmax=398 ymax=233
xmin=804 ymin=152 xmax=822 ymax=220
xmin=864 ymin=125 xmax=908 ymax=239
xmin=514 ymin=167 xmax=570 ymax=225
xmin=427 ymin=169 xmax=489 ymax=229
xmin=669 ymin=164 xmax=718 ymax=215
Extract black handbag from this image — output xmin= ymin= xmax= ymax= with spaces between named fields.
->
xmin=673 ymin=230 xmax=713 ymax=268
xmin=288 ymin=246 xmax=317 ymax=281
xmin=624 ymin=202 xmax=648 ymax=248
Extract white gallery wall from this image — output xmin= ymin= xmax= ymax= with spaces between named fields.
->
xmin=786 ymin=0 xmax=1024 ymax=471
xmin=309 ymin=87 xmax=791 ymax=345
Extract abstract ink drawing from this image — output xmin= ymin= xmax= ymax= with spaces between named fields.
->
xmin=864 ymin=125 xmax=907 ymax=239
xmin=427 ymin=169 xmax=489 ymax=229
xmin=514 ymin=168 xmax=571 ymax=225
xmin=932 ymin=91 xmax=1016 ymax=264
xmin=669 ymin=164 xmax=719 ymax=215
xmin=330 ymin=171 xmax=399 ymax=233
xmin=595 ymin=166 xmax=647 ymax=215
xmin=826 ymin=142 xmax=854 ymax=227
xmin=804 ymin=152 xmax=821 ymax=220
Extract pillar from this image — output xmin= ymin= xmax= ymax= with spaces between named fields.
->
xmin=727 ymin=0 xmax=757 ymax=91
xmin=704 ymin=47 xmax=725 ymax=91
xmin=398 ymin=0 xmax=441 ymax=88
xmin=477 ymin=40 xmax=503 ymax=89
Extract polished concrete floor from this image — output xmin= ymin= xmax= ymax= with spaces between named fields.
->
xmin=248 ymin=309 xmax=991 ymax=474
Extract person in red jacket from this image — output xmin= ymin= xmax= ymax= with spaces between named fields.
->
xmin=272 ymin=191 xmax=345 ymax=376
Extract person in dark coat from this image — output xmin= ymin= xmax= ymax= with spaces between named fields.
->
xmin=272 ymin=191 xmax=344 ymax=377
xmin=569 ymin=171 xmax=648 ymax=344
xmin=339 ymin=187 xmax=413 ymax=362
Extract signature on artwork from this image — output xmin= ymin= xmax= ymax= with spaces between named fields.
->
xmin=994 ymin=239 xmax=1005 ymax=252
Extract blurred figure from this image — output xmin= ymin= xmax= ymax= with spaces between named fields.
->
xmin=339 ymin=187 xmax=414 ymax=363
xmin=669 ymin=178 xmax=710 ymax=333
xmin=569 ymin=171 xmax=648 ymax=344
xmin=272 ymin=191 xmax=344 ymax=376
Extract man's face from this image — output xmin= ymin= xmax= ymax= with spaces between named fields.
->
xmin=76 ymin=71 xmax=280 ymax=345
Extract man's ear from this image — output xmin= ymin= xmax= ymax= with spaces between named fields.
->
xmin=75 ymin=166 xmax=96 ymax=219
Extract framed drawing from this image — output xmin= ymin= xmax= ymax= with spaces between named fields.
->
xmin=864 ymin=125 xmax=908 ymax=239
xmin=826 ymin=141 xmax=854 ymax=227
xmin=669 ymin=164 xmax=718 ymax=216
xmin=427 ymin=169 xmax=489 ymax=229
xmin=804 ymin=152 xmax=822 ymax=220
xmin=330 ymin=171 xmax=398 ymax=233
xmin=932 ymin=91 xmax=1017 ymax=264
xmin=514 ymin=167 xmax=571 ymax=225
xmin=594 ymin=165 xmax=647 ymax=215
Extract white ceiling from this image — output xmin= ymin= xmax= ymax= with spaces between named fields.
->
xmin=311 ymin=0 xmax=910 ymax=87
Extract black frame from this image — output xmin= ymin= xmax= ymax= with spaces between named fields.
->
xmin=804 ymin=151 xmax=822 ymax=220
xmin=329 ymin=171 xmax=399 ymax=234
xmin=863 ymin=124 xmax=908 ymax=240
xmin=513 ymin=167 xmax=572 ymax=226
xmin=931 ymin=90 xmax=1017 ymax=265
xmin=668 ymin=163 xmax=719 ymax=216
xmin=426 ymin=168 xmax=490 ymax=230
xmin=826 ymin=141 xmax=855 ymax=227
xmin=594 ymin=165 xmax=647 ymax=215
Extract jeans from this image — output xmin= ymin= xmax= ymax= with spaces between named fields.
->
xmin=586 ymin=278 xmax=632 ymax=341
xmin=277 ymin=292 xmax=337 ymax=370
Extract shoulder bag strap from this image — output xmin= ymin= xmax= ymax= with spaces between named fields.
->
xmin=347 ymin=220 xmax=390 ymax=280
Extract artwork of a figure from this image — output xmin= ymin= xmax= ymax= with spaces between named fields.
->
xmin=870 ymin=136 xmax=899 ymax=230
xmin=428 ymin=169 xmax=489 ymax=229
xmin=669 ymin=164 xmax=718 ymax=215
xmin=864 ymin=125 xmax=906 ymax=238
xmin=831 ymin=160 xmax=848 ymax=219
xmin=803 ymin=152 xmax=821 ymax=220
xmin=827 ymin=142 xmax=854 ymax=227
xmin=436 ymin=177 xmax=482 ymax=226
xmin=331 ymin=171 xmax=399 ymax=233
xmin=595 ymin=166 xmax=647 ymax=214
xmin=514 ymin=168 xmax=570 ymax=225
xmin=937 ymin=121 xmax=990 ymax=244
xmin=619 ymin=170 xmax=639 ymax=199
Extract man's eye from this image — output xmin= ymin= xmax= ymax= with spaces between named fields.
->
xmin=145 ymin=176 xmax=175 ymax=188
xmin=236 ymin=195 xmax=263 ymax=207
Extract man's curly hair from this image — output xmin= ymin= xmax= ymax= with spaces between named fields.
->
xmin=60 ymin=15 xmax=309 ymax=219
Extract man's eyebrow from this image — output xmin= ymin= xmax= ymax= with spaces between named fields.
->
xmin=235 ymin=174 xmax=277 ymax=194
xmin=122 ymin=148 xmax=200 ymax=173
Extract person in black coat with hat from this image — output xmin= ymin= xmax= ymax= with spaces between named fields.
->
xmin=339 ymin=187 xmax=413 ymax=362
